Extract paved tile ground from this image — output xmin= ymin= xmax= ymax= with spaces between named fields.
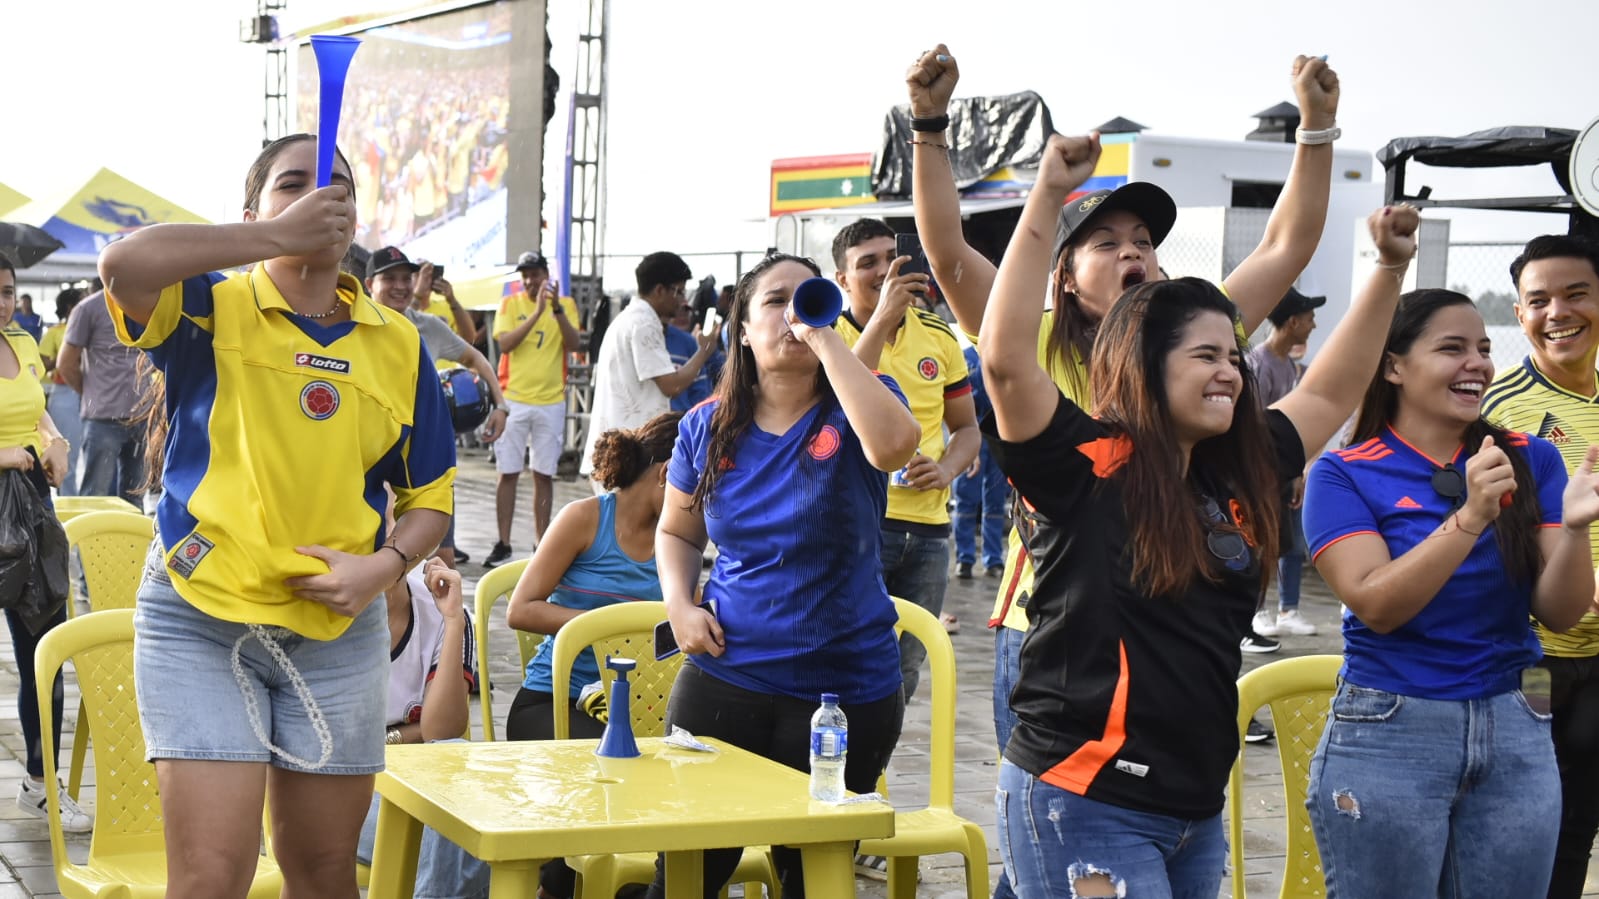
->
xmin=2 ymin=444 xmax=1593 ymax=897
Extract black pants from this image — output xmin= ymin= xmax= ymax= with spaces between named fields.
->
xmin=505 ymin=687 xmax=607 ymax=898
xmin=1545 ymin=655 xmax=1599 ymax=899
xmin=7 ymin=458 xmax=65 ymax=781
xmin=642 ymin=663 xmax=905 ymax=899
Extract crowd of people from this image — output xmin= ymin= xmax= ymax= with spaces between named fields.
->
xmin=2 ymin=37 xmax=1599 ymax=899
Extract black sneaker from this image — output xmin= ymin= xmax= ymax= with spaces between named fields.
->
xmin=1239 ymin=632 xmax=1281 ymax=654
xmin=483 ymin=541 xmax=513 ymax=569
xmin=1245 ymin=717 xmax=1274 ymax=743
xmin=956 ymin=562 xmax=974 ymax=579
xmin=454 ymin=548 xmax=472 ymax=564
xmin=986 ymin=565 xmax=1005 ymax=578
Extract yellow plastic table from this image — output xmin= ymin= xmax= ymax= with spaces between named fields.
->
xmin=367 ymin=737 xmax=894 ymax=899
xmin=53 ymin=495 xmax=140 ymax=522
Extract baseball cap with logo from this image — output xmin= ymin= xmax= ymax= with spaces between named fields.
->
xmin=516 ymin=251 xmax=550 ymax=272
xmin=1050 ymin=182 xmax=1178 ymax=268
xmin=366 ymin=245 xmax=419 ymax=279
xmin=1267 ymin=286 xmax=1327 ymax=327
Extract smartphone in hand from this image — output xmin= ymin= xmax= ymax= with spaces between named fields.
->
xmin=653 ymin=599 xmax=718 ymax=660
xmin=895 ymin=233 xmax=931 ymax=278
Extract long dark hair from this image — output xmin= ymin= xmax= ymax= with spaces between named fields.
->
xmin=1089 ymin=278 xmax=1282 ymax=596
xmin=1349 ymin=289 xmax=1542 ymax=584
xmin=689 ymin=253 xmax=833 ymax=511
xmin=1044 ymin=251 xmax=1094 ymax=400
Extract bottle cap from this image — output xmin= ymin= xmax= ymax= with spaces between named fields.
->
xmin=821 ymin=692 xmax=839 ymax=704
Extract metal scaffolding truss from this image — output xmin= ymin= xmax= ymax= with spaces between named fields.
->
xmin=567 ymin=0 xmax=609 ymax=318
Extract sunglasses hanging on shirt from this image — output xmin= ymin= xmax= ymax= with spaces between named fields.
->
xmin=1431 ymin=464 xmax=1466 ymax=512
xmin=1198 ymin=495 xmax=1250 ymax=572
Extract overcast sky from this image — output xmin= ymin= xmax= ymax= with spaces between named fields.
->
xmin=4 ymin=0 xmax=1596 ymax=290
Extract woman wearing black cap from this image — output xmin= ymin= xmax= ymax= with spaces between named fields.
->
xmin=901 ymin=35 xmax=1342 ymax=747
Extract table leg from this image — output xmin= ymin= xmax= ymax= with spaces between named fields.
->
xmin=366 ymin=797 xmax=422 ymax=899
xmin=801 ymin=842 xmax=858 ymax=898
xmin=488 ymin=858 xmax=545 ymax=899
xmin=663 ymin=849 xmax=706 ymax=899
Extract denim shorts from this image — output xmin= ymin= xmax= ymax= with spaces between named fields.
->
xmin=133 ymin=567 xmax=388 ymax=774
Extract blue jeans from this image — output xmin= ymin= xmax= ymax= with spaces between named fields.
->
xmin=996 ymin=760 xmax=1225 ymax=899
xmin=1273 ymin=499 xmax=1306 ymax=612
xmin=46 ymin=387 xmax=81 ymax=497
xmin=880 ymin=527 xmax=950 ymax=701
xmin=78 ymin=418 xmax=145 ymax=504
xmin=357 ymin=740 xmax=489 ymax=899
xmin=1307 ymin=683 xmax=1559 ymax=898
xmin=954 ymin=446 xmax=1007 ymax=569
xmin=990 ymin=626 xmax=1025 ymax=899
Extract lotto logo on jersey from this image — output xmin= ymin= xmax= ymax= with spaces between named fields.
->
xmin=300 ymin=381 xmax=341 ymax=420
xmin=294 ymin=352 xmax=351 ymax=375
xmin=918 ymin=357 xmax=939 ymax=380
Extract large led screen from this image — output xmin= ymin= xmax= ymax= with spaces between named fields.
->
xmin=296 ymin=0 xmax=544 ymax=268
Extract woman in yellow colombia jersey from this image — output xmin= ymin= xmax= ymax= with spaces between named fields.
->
xmin=100 ymin=134 xmax=455 ymax=899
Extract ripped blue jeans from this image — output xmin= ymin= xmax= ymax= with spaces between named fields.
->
xmin=996 ymin=759 xmax=1224 ymax=898
xmin=1306 ymin=682 xmax=1558 ymax=898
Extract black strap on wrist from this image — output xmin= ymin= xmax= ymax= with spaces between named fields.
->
xmin=909 ymin=114 xmax=949 ymax=133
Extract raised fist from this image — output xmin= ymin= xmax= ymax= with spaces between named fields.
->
xmin=906 ymin=43 xmax=959 ymax=119
xmin=1291 ymin=55 xmax=1340 ymax=130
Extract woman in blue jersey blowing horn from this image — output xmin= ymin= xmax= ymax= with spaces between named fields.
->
xmin=646 ymin=252 xmax=919 ymax=898
xmin=99 ymin=133 xmax=455 ymax=899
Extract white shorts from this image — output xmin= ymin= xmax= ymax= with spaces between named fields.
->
xmin=495 ymin=401 xmax=565 ymax=476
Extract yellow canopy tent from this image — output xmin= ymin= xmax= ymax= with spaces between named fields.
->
xmin=0 ymin=183 xmax=29 ymax=219
xmin=11 ymin=168 xmax=208 ymax=255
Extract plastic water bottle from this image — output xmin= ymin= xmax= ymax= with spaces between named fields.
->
xmin=809 ymin=693 xmax=848 ymax=802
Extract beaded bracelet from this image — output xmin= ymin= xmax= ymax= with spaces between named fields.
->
xmin=907 ymin=139 xmax=949 ymax=150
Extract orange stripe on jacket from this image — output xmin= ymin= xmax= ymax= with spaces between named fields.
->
xmin=1040 ymin=641 xmax=1130 ymax=794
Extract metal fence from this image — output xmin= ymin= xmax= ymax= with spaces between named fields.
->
xmin=1444 ymin=241 xmax=1532 ymax=366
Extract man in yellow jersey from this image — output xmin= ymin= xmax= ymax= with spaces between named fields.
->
xmin=1481 ymin=233 xmax=1599 ymax=899
xmin=485 ymin=252 xmax=581 ymax=567
xmin=831 ymin=218 xmax=980 ymax=702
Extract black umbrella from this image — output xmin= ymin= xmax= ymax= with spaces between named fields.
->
xmin=0 ymin=223 xmax=64 ymax=268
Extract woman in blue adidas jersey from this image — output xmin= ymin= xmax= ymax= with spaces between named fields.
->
xmin=99 ymin=134 xmax=455 ymax=899
xmin=645 ymin=252 xmax=919 ymax=898
xmin=980 ymin=136 xmax=1413 ymax=898
xmin=1303 ymin=289 xmax=1599 ymax=896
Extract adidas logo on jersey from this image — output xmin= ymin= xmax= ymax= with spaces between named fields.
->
xmin=1547 ymin=426 xmax=1571 ymax=446
xmin=1395 ymin=496 xmax=1422 ymax=509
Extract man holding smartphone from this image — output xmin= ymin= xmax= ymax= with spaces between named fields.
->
xmin=831 ymin=218 xmax=980 ymax=705
xmin=485 ymin=251 xmax=583 ymax=568
xmin=413 ymin=260 xmax=478 ymax=344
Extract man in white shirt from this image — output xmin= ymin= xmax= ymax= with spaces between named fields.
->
xmin=579 ymin=252 xmax=716 ymax=485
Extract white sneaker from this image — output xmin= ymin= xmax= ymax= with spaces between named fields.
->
xmin=1252 ymin=610 xmax=1282 ymax=637
xmin=1277 ymin=609 xmax=1318 ymax=636
xmin=18 ymin=778 xmax=93 ymax=833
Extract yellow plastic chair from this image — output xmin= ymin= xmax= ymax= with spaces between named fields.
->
xmin=34 ymin=609 xmax=284 ymax=898
xmin=1228 ymin=654 xmax=1342 ymax=898
xmin=551 ymin=601 xmax=779 ymax=899
xmin=853 ymin=598 xmax=988 ymax=899
xmin=63 ymin=510 xmax=153 ymax=615
xmin=62 ymin=510 xmax=154 ymax=801
xmin=471 ymin=558 xmax=532 ymax=741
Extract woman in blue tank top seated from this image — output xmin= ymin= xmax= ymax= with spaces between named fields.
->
xmin=505 ymin=410 xmax=682 ymax=741
xmin=645 ymin=253 xmax=921 ymax=899
xmin=504 ymin=410 xmax=681 ymax=899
